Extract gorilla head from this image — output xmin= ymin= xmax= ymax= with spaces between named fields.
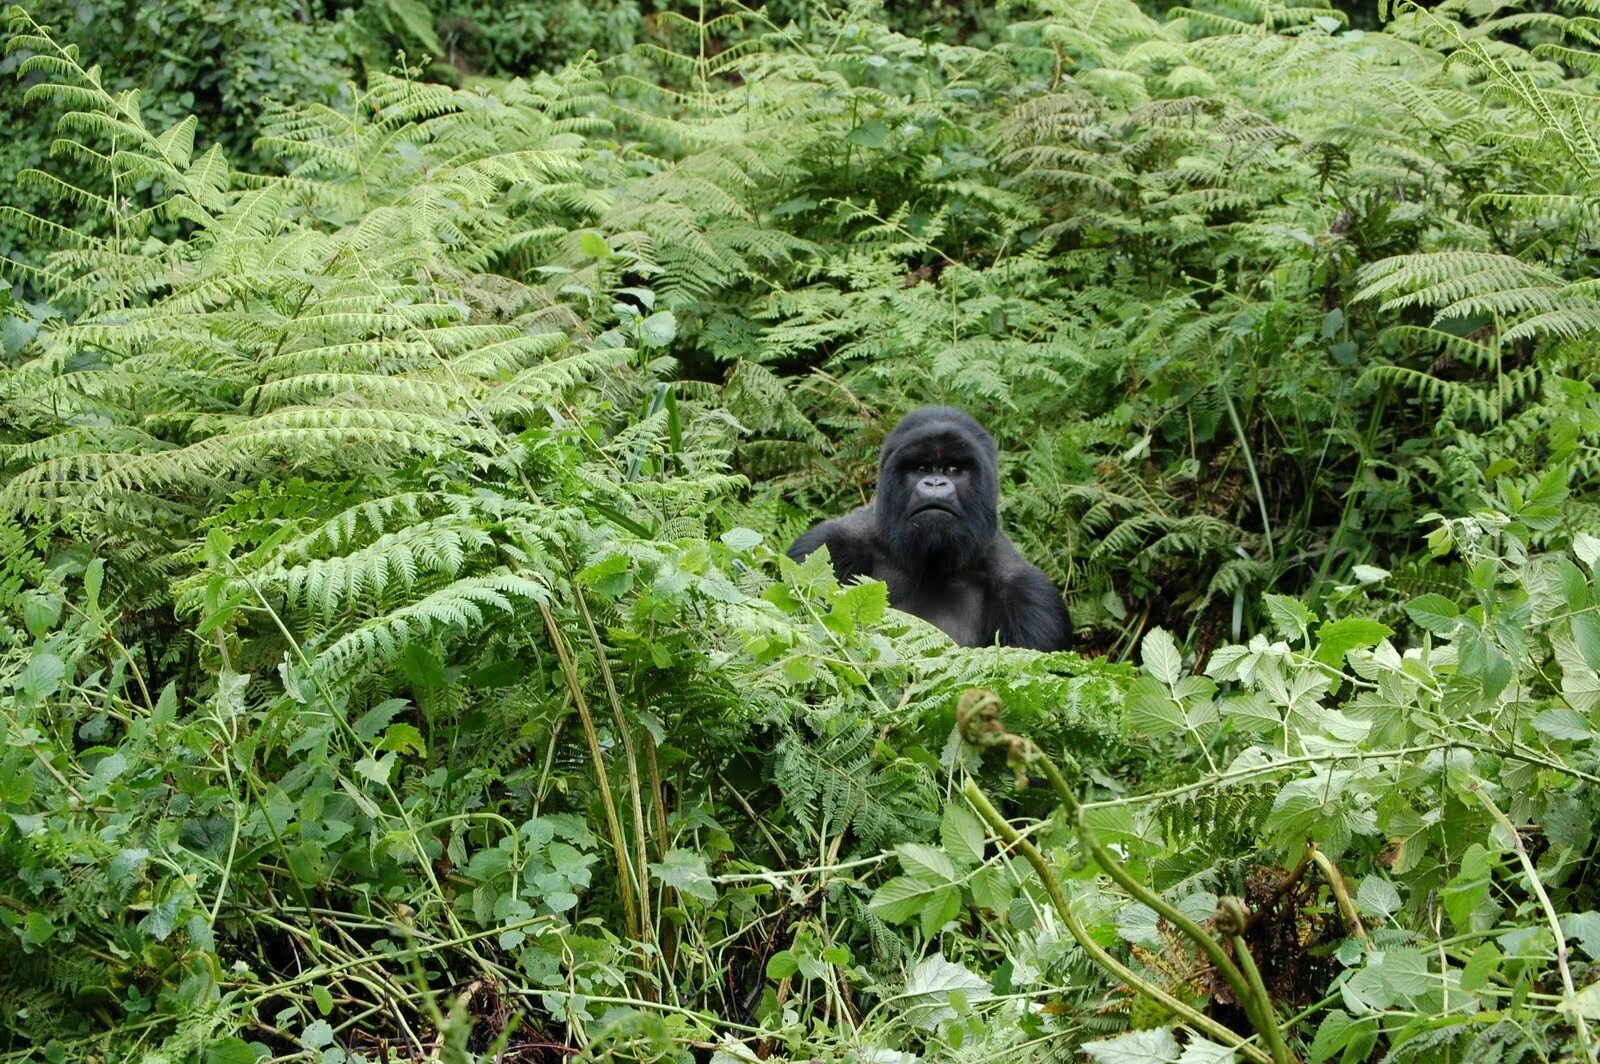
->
xmin=875 ymin=406 xmax=1000 ymax=569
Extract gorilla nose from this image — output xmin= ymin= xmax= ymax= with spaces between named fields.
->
xmin=919 ymin=476 xmax=954 ymax=497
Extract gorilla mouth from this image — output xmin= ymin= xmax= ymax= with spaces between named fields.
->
xmin=910 ymin=503 xmax=958 ymax=518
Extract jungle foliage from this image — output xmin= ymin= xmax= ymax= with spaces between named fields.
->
xmin=1 ymin=0 xmax=1599 ymax=1061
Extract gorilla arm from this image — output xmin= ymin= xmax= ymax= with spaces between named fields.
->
xmin=988 ymin=547 xmax=1071 ymax=652
xmin=786 ymin=505 xmax=881 ymax=583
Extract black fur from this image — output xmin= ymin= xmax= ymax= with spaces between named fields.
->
xmin=787 ymin=407 xmax=1070 ymax=651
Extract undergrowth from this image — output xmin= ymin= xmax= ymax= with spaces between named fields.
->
xmin=2 ymin=0 xmax=1599 ymax=1061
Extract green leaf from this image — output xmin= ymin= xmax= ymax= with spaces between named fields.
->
xmin=312 ymin=984 xmax=334 ymax=1016
xmin=968 ymin=865 xmax=1015 ymax=914
xmin=1264 ymin=592 xmax=1316 ymax=642
xmin=868 ymin=876 xmax=934 ymax=924
xmin=1561 ymin=912 xmax=1600 ymax=959
xmin=1458 ymin=942 xmax=1502 ymax=991
xmin=299 ymin=1019 xmax=335 ymax=1051
xmin=1314 ymin=617 xmax=1393 ymax=669
xmin=765 ymin=950 xmax=799 ymax=979
xmin=1355 ymin=876 xmax=1400 ymax=919
xmin=1082 ymin=1028 xmax=1181 ymax=1063
xmin=845 ymin=119 xmax=888 ymax=148
xmin=353 ymin=699 xmax=409 ymax=742
xmin=21 ymin=911 xmax=55 ymax=948
xmin=354 ymin=754 xmax=395 ymax=784
xmin=720 ymin=527 xmax=763 ymax=552
xmin=896 ymin=842 xmax=956 ymax=881
xmin=578 ymin=231 xmax=611 ymax=258
xmin=918 ymin=885 xmax=962 ymax=937
xmin=639 ymin=311 xmax=677 ymax=348
xmin=205 ymin=1039 xmax=260 ymax=1064
xmin=940 ymin=805 xmax=985 ymax=869
xmin=649 ymin=849 xmax=718 ymax=904
xmin=1127 ymin=676 xmax=1184 ymax=737
xmin=1574 ymin=612 xmax=1600 ymax=672
xmin=1532 ymin=709 xmax=1592 ymax=742
xmin=1309 ymin=1010 xmax=1378 ymax=1064
xmin=378 ymin=723 xmax=426 ymax=756
xmin=1404 ymin=594 xmax=1460 ymax=635
xmin=84 ymin=556 xmax=104 ymax=617
xmin=1576 ymin=533 xmax=1600 ymax=571
xmin=17 ymin=652 xmax=65 ymax=701
xmin=1141 ymin=627 xmax=1183 ymax=685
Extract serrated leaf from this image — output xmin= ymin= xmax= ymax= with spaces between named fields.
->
xmin=1314 ymin=618 xmax=1393 ymax=669
xmin=1355 ymin=876 xmax=1401 ymax=918
xmin=1263 ymin=593 xmax=1315 ymax=642
xmin=1128 ymin=675 xmax=1184 ymax=737
xmin=1575 ymin=533 xmax=1600 ymax=571
xmin=940 ymin=805 xmax=985 ymax=869
xmin=720 ymin=527 xmax=763 ymax=551
xmin=1178 ymin=1039 xmax=1236 ymax=1064
xmin=1141 ymin=627 xmax=1183 ymax=686
xmin=900 ymin=955 xmax=991 ymax=1030
xmin=639 ymin=310 xmax=677 ymax=348
xmin=1404 ymin=594 xmax=1460 ymax=635
xmin=919 ymin=886 xmax=962 ymax=936
xmin=1532 ymin=709 xmax=1593 ymax=742
xmin=869 ymin=876 xmax=934 ymax=923
xmin=896 ymin=842 xmax=956 ymax=880
xmin=378 ymin=723 xmax=426 ymax=757
xmin=1083 ymin=1028 xmax=1182 ymax=1063
xmin=649 ymin=849 xmax=718 ymax=903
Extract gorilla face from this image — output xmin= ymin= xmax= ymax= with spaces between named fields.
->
xmin=876 ymin=407 xmax=1000 ymax=569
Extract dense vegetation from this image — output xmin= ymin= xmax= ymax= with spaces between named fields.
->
xmin=2 ymin=0 xmax=1599 ymax=1061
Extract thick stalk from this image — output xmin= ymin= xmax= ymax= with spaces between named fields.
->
xmin=538 ymin=601 xmax=641 ymax=941
xmin=962 ymin=782 xmax=1272 ymax=1064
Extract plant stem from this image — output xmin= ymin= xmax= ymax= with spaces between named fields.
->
xmin=962 ymin=781 xmax=1273 ymax=1064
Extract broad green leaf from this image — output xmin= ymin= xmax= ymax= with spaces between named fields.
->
xmin=1083 ymin=1028 xmax=1181 ymax=1063
xmin=650 ymin=849 xmax=718 ymax=903
xmin=1314 ymin=618 xmax=1393 ymax=669
xmin=378 ymin=723 xmax=426 ymax=756
xmin=639 ymin=310 xmax=677 ymax=348
xmin=1574 ymin=612 xmax=1600 ymax=672
xmin=919 ymin=886 xmax=962 ymax=936
xmin=940 ymin=805 xmax=985 ymax=869
xmin=869 ymin=876 xmax=933 ymax=924
xmin=1459 ymin=942 xmax=1502 ymax=991
xmin=1263 ymin=593 xmax=1315 ymax=642
xmin=1141 ymin=627 xmax=1183 ymax=686
xmin=1532 ymin=709 xmax=1592 ymax=742
xmin=1128 ymin=676 xmax=1184 ymax=737
xmin=900 ymin=955 xmax=991 ymax=1030
xmin=205 ymin=1038 xmax=260 ymax=1064
xmin=896 ymin=843 xmax=956 ymax=881
xmin=1355 ymin=876 xmax=1401 ymax=919
xmin=1404 ymin=594 xmax=1460 ymax=635
xmin=1576 ymin=533 xmax=1600 ymax=571
xmin=1562 ymin=912 xmax=1600 ymax=959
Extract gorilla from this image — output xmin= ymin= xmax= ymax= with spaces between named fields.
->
xmin=787 ymin=407 xmax=1070 ymax=651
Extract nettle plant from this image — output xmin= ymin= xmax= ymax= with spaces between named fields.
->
xmin=862 ymin=470 xmax=1600 ymax=1061
xmin=1112 ymin=470 xmax=1600 ymax=1059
